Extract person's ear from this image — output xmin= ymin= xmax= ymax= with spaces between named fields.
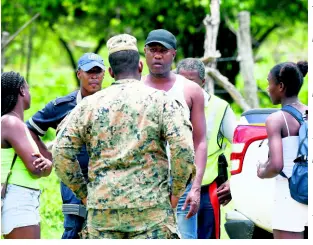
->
xmin=108 ymin=67 xmax=114 ymax=78
xmin=144 ymin=46 xmax=147 ymax=55
xmin=77 ymin=69 xmax=82 ymax=80
xmin=279 ymin=82 xmax=285 ymax=92
xmin=19 ymin=86 xmax=25 ymax=96
xmin=172 ymin=50 xmax=177 ymax=60
xmin=138 ymin=61 xmax=143 ymax=73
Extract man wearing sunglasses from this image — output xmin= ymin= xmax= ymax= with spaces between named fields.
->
xmin=26 ymin=53 xmax=105 ymax=239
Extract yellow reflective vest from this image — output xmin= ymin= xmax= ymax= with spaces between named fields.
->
xmin=201 ymin=92 xmax=232 ymax=186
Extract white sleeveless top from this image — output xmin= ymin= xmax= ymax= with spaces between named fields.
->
xmin=278 ymin=111 xmax=299 ymax=178
xmin=165 ymin=74 xmax=190 ymax=119
xmin=272 ymin=111 xmax=307 ymax=232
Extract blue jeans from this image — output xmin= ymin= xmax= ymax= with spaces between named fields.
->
xmin=60 ymin=182 xmax=85 ymax=239
xmin=176 ymin=183 xmax=197 ymax=239
xmin=197 ymin=185 xmax=216 ymax=239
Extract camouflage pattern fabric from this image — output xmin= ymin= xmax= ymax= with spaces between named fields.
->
xmin=106 ymin=33 xmax=138 ymax=54
xmin=52 ymin=79 xmax=195 ymax=216
xmin=80 ymin=206 xmax=180 ymax=239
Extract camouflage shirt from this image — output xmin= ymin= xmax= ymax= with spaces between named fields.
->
xmin=52 ymin=79 xmax=195 ymax=210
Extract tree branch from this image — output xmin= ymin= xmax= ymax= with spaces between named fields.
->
xmin=206 ymin=67 xmax=251 ymax=111
xmin=93 ymin=37 xmax=106 ymax=54
xmin=200 ymin=56 xmax=216 ymax=65
xmin=49 ymin=23 xmax=79 ymax=86
xmin=223 ymin=13 xmax=237 ymax=36
xmin=253 ymin=24 xmax=279 ymax=49
xmin=1 ymin=13 xmax=40 ymax=51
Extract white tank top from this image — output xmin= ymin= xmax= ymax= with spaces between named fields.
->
xmin=279 ymin=111 xmax=299 ymax=178
xmin=163 ymin=74 xmax=190 ymax=169
xmin=166 ymin=74 xmax=190 ymax=119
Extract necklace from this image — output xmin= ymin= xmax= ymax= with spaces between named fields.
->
xmin=10 ymin=110 xmax=21 ymax=119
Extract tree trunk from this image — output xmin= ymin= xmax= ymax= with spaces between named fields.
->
xmin=20 ymin=35 xmax=26 ymax=72
xmin=203 ymin=0 xmax=221 ymax=94
xmin=1 ymin=31 xmax=10 ymax=73
xmin=237 ymin=11 xmax=259 ymax=108
xmin=26 ymin=23 xmax=36 ymax=83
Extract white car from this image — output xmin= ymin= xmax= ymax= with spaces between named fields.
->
xmin=225 ymin=108 xmax=276 ymax=239
xmin=225 ymin=108 xmax=308 ymax=239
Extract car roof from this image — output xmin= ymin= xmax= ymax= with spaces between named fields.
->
xmin=241 ymin=108 xmax=279 ymax=124
xmin=242 ymin=108 xmax=278 ymax=116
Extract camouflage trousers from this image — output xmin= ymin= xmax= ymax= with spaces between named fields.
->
xmin=80 ymin=206 xmax=180 ymax=239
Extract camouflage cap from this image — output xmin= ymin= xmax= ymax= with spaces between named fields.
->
xmin=107 ymin=34 xmax=138 ymax=55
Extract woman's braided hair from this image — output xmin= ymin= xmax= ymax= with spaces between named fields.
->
xmin=1 ymin=71 xmax=25 ymax=116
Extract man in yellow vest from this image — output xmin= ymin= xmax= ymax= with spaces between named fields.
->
xmin=177 ymin=58 xmax=236 ymax=239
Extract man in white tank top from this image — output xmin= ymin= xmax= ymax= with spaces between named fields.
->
xmin=143 ymin=29 xmax=207 ymax=239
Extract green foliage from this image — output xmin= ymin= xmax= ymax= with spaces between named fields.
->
xmin=233 ymin=21 xmax=308 ymax=114
xmin=4 ymin=0 xmax=305 ymax=61
xmin=39 ymin=170 xmax=63 ymax=238
xmin=2 ymin=0 xmax=308 ymax=91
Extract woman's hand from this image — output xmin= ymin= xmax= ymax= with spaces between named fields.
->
xmin=32 ymin=153 xmax=53 ymax=177
xmin=257 ymin=162 xmax=266 ymax=179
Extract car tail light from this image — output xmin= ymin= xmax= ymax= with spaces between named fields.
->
xmin=230 ymin=125 xmax=267 ymax=175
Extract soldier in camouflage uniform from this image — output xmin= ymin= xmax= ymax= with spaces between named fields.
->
xmin=52 ymin=34 xmax=196 ymax=239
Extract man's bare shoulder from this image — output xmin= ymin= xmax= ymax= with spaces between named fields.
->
xmin=177 ymin=75 xmax=204 ymax=102
xmin=177 ymin=74 xmax=202 ymax=93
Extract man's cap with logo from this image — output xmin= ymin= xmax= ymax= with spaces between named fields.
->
xmin=77 ymin=53 xmax=105 ymax=71
xmin=107 ymin=34 xmax=138 ymax=55
xmin=145 ymin=29 xmax=177 ymax=50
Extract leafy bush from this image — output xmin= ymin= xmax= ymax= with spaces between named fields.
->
xmin=39 ymin=171 xmax=63 ymax=238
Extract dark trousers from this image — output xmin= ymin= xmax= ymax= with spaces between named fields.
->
xmin=197 ymin=182 xmax=220 ymax=239
xmin=60 ymin=182 xmax=85 ymax=239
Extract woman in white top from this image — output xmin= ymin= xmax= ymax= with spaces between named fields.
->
xmin=257 ymin=61 xmax=308 ymax=239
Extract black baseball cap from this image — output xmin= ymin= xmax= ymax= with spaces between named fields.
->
xmin=145 ymin=29 xmax=177 ymax=50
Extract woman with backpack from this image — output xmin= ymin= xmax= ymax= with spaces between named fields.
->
xmin=257 ymin=61 xmax=308 ymax=239
xmin=1 ymin=71 xmax=53 ymax=238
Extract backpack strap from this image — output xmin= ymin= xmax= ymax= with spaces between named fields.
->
xmin=280 ymin=111 xmax=290 ymax=137
xmin=280 ymin=171 xmax=288 ymax=179
xmin=1 ymin=154 xmax=17 ymax=199
xmin=280 ymin=105 xmax=308 ymax=177
xmin=281 ymin=105 xmax=304 ymax=124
